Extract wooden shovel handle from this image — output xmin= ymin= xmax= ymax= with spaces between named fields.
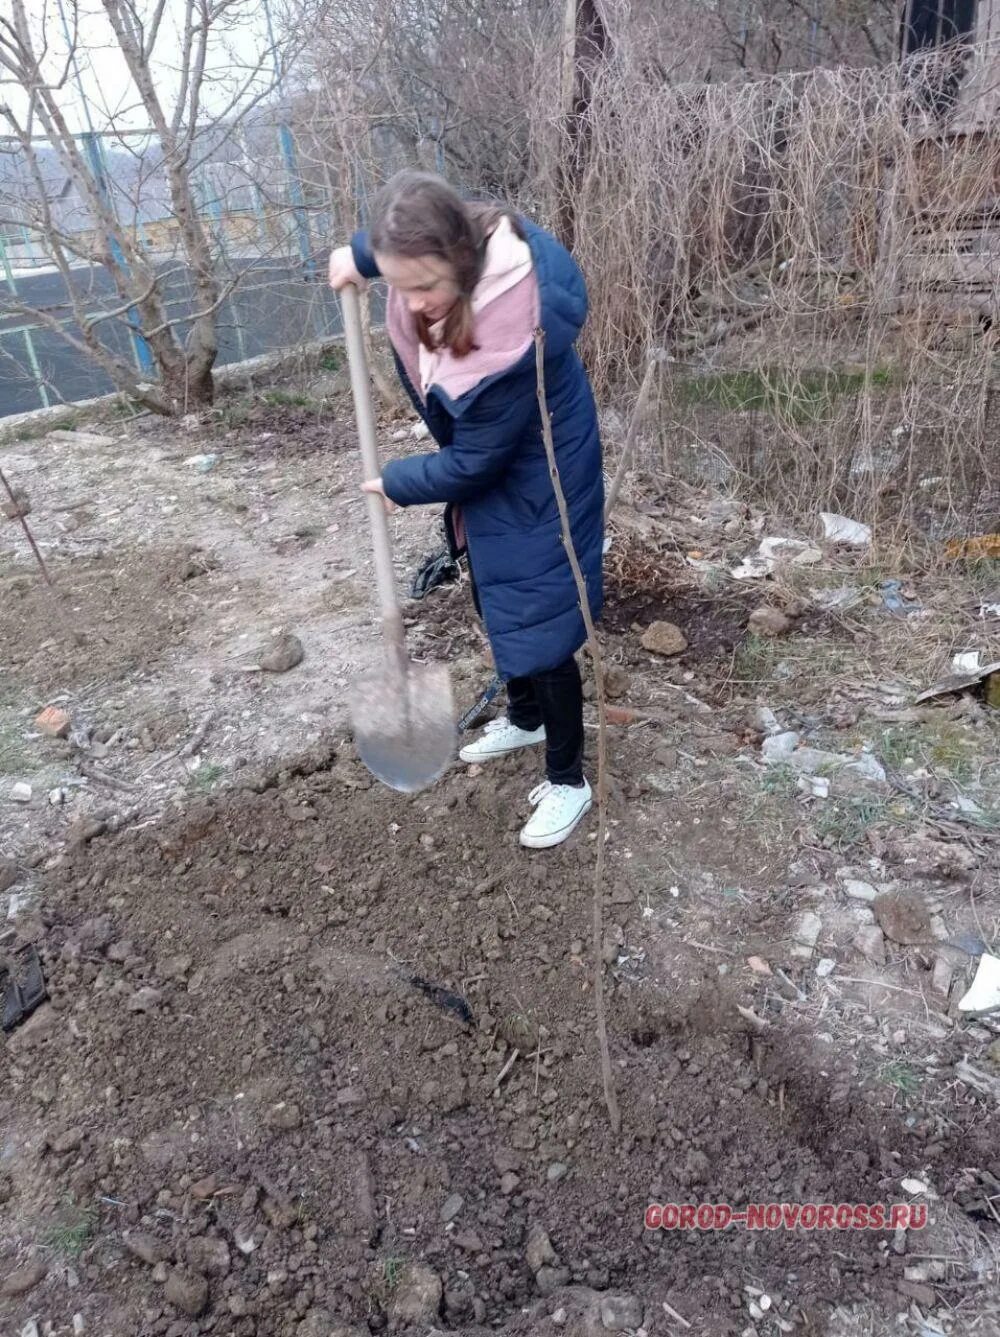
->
xmin=340 ymin=284 xmax=406 ymax=663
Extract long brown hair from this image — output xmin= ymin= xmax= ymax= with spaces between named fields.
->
xmin=369 ymin=169 xmax=521 ymax=357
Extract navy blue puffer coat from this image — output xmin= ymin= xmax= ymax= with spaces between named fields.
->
xmin=351 ymin=219 xmax=603 ymax=682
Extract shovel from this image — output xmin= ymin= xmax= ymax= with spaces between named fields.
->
xmin=340 ymin=284 xmax=456 ymax=792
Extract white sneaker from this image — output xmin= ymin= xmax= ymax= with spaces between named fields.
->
xmin=519 ymin=779 xmax=593 ymax=849
xmin=459 ymin=717 xmax=545 ymax=764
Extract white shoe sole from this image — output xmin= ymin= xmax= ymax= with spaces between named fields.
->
xmin=519 ymin=797 xmax=593 ymax=849
xmin=459 ymin=729 xmax=545 ymax=764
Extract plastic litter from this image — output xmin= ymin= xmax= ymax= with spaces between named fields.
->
xmin=821 ymin=512 xmax=872 ymax=547
xmin=958 ymin=952 xmax=1000 ymax=1015
xmin=915 ymin=659 xmax=1000 ymax=705
xmin=2 ymin=945 xmax=48 ymax=1032
xmin=407 ymin=974 xmax=473 ymax=1026
xmin=880 ymin=579 xmax=922 ymax=617
xmin=731 ymin=536 xmax=822 ymax=580
xmin=952 ymin=651 xmax=981 ymax=674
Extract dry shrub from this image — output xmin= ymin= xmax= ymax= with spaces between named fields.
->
xmin=532 ymin=40 xmax=1000 ymax=540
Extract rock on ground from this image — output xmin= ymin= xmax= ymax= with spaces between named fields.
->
xmin=640 ymin=621 xmax=687 ymax=657
xmin=386 ymin=1263 xmax=442 ymax=1325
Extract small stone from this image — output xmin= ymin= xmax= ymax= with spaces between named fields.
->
xmin=10 ymin=782 xmax=32 ymax=804
xmin=386 ymin=1263 xmax=442 ymax=1324
xmin=233 ymin=1225 xmax=257 ymax=1255
xmin=35 ymin=706 xmax=71 ymax=739
xmin=552 ymin=1308 xmax=568 ymax=1327
xmin=1 ymin=1256 xmax=47 ymax=1297
xmin=157 ymin=955 xmax=192 ymax=981
xmin=603 ymin=666 xmax=630 ymax=699
xmin=190 ymin=1175 xmax=218 ymax=1200
xmin=898 ymin=1280 xmax=936 ymax=1308
xmin=748 ymin=607 xmax=791 ymax=638
xmin=791 ymin=911 xmax=822 ymax=959
xmin=525 ymin=1224 xmax=557 ymax=1274
xmin=931 ymin=956 xmax=954 ymax=998
xmin=815 ymin=958 xmax=837 ymax=977
xmin=151 ymin=1261 xmax=169 ymax=1284
xmin=51 ymin=1127 xmax=83 ymax=1154
xmin=336 ymin=1085 xmax=363 ymax=1107
xmin=106 ymin=939 xmax=134 ymax=963
xmin=127 ymin=987 xmax=163 ymax=1013
xmin=260 ymin=633 xmax=304 ymax=673
xmin=164 ymin=1268 xmax=209 ymax=1316
xmin=440 ymin=1192 xmax=464 ymax=1223
xmin=185 ymin=1236 xmax=230 ymax=1276
xmin=0 ymin=858 xmax=17 ymax=893
xmin=843 ymin=879 xmax=878 ymax=902
xmin=600 ymin=1294 xmax=644 ymax=1330
xmin=855 ymin=926 xmax=887 ymax=965
xmin=874 ymin=892 xmax=931 ymax=945
xmin=500 ymin=1171 xmax=520 ymax=1194
xmin=547 ymin=1161 xmax=569 ymax=1182
xmin=267 ymin=1102 xmax=302 ymax=1131
xmin=641 ymin=621 xmax=687 ymax=657
xmin=536 ymin=1265 xmax=571 ymax=1296
xmin=605 ymin=705 xmax=639 ymax=726
xmin=124 ymin=1231 xmax=170 ymax=1266
xmin=747 ymin=955 xmax=772 ymax=975
xmin=67 ymin=815 xmax=107 ymax=846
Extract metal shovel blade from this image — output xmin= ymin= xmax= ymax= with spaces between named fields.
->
xmin=350 ymin=658 xmax=456 ymax=793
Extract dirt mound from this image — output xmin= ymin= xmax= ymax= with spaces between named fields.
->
xmin=5 ymin=738 xmax=994 ymax=1336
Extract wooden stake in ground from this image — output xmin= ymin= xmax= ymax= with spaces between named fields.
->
xmin=534 ymin=329 xmax=621 ymax=1135
xmin=0 ymin=462 xmax=82 ymax=646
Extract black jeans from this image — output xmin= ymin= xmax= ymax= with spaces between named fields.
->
xmin=508 ymin=658 xmax=586 ymax=787
xmin=467 ymin=551 xmax=585 ymax=787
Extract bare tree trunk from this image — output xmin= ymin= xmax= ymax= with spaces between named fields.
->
xmin=555 ymin=0 xmax=610 ymax=250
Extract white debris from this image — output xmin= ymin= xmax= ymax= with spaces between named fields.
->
xmin=792 ymin=911 xmax=823 ymax=959
xmin=731 ymin=536 xmax=822 ymax=579
xmin=951 ymin=651 xmax=982 ymax=674
xmin=816 ymin=958 xmax=837 ymax=977
xmin=820 ymin=512 xmax=872 ymax=547
xmin=843 ymin=879 xmax=878 ymax=902
xmin=901 ymin=1178 xmax=937 ymax=1198
xmin=958 ymin=953 xmax=1000 ymax=1015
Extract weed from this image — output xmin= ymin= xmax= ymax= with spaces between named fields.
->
xmin=734 ymin=634 xmax=776 ymax=683
xmin=262 ymin=389 xmax=321 ymax=411
xmin=187 ymin=761 xmax=225 ymax=794
xmin=964 ymin=557 xmax=1000 ymax=597
xmin=760 ymin=763 xmax=798 ymax=799
xmin=880 ymin=1062 xmax=921 ymax=1097
xmin=44 ymin=1203 xmax=96 ymax=1257
xmin=673 ymin=366 xmax=893 ymax=426
xmin=0 ymin=691 xmax=32 ymax=776
xmin=382 ymin=1256 xmax=404 ymax=1290
xmin=319 ymin=351 xmax=342 ymax=372
xmin=815 ymin=795 xmax=891 ymax=850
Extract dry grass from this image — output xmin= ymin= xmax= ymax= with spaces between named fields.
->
xmin=529 ymin=42 xmax=1000 ymax=538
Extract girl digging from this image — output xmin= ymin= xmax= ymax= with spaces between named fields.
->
xmin=328 ymin=170 xmax=603 ymax=849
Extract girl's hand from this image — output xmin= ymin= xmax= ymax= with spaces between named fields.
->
xmin=329 ymin=245 xmax=366 ymax=292
xmin=362 ymin=477 xmax=397 ymax=514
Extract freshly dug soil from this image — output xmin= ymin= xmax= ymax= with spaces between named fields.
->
xmin=4 ymin=736 xmax=996 ymax=1336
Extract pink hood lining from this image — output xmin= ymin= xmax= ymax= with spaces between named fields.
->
xmin=385 ymin=221 xmax=540 ymax=408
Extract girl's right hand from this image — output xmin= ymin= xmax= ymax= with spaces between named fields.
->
xmin=328 ymin=245 xmax=366 ymax=292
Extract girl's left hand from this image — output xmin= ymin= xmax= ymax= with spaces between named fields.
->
xmin=361 ymin=477 xmax=398 ymax=514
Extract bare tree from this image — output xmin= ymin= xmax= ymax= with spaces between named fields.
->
xmin=0 ymin=0 xmax=291 ymax=414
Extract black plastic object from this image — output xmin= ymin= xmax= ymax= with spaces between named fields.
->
xmin=457 ymin=675 xmax=503 ymax=733
xmin=408 ymin=974 xmax=474 ymax=1026
xmin=410 ymin=546 xmax=460 ymax=601
xmin=2 ymin=945 xmax=48 ymax=1032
